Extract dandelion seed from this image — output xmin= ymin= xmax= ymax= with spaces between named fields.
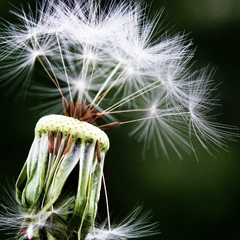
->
xmin=0 ymin=0 xmax=238 ymax=239
xmin=86 ymin=206 xmax=159 ymax=239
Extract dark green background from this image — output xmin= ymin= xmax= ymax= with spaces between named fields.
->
xmin=0 ymin=0 xmax=239 ymax=239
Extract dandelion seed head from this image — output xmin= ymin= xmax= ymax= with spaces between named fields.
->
xmin=0 ymin=0 xmax=237 ymax=157
xmin=149 ymin=103 xmax=157 ymax=116
xmin=83 ymin=51 xmax=97 ymax=61
xmin=74 ymin=79 xmax=87 ymax=92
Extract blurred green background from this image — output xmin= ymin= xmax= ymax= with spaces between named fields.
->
xmin=0 ymin=0 xmax=239 ymax=239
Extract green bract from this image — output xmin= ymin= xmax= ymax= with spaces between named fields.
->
xmin=15 ymin=115 xmax=109 ymax=239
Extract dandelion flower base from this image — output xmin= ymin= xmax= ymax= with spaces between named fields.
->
xmin=35 ymin=115 xmax=109 ymax=150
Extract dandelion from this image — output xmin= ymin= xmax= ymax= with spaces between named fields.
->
xmin=0 ymin=0 xmax=237 ymax=239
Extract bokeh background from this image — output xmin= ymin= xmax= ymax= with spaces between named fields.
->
xmin=0 ymin=0 xmax=239 ymax=239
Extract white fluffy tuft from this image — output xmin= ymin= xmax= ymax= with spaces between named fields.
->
xmin=0 ymin=0 xmax=237 ymax=158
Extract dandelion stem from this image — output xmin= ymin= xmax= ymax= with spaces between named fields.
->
xmin=120 ymin=111 xmax=191 ymax=125
xmin=102 ymin=171 xmax=112 ymax=232
xmin=56 ymin=33 xmax=73 ymax=101
xmin=91 ymin=60 xmax=123 ymax=107
xmin=105 ymin=81 xmax=163 ymax=112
